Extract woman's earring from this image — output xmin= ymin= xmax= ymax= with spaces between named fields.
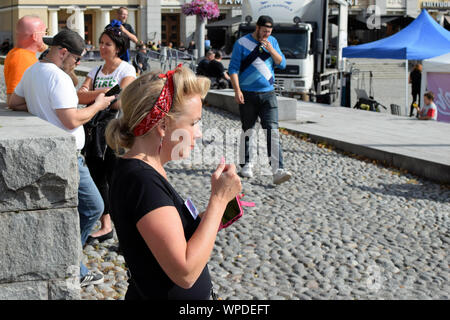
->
xmin=158 ymin=135 xmax=164 ymax=153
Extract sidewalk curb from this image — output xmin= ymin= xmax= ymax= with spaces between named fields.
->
xmin=279 ymin=123 xmax=450 ymax=185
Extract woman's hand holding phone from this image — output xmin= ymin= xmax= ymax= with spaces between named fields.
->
xmin=210 ymin=157 xmax=242 ymax=206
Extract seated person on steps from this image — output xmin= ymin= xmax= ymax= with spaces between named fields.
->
xmin=206 ymin=50 xmax=231 ymax=89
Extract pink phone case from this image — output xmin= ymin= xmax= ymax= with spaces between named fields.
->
xmin=219 ymin=195 xmax=255 ymax=231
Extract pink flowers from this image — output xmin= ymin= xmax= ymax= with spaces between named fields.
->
xmin=181 ymin=0 xmax=220 ymax=20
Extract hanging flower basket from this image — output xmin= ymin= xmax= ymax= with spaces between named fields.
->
xmin=181 ymin=0 xmax=220 ymax=20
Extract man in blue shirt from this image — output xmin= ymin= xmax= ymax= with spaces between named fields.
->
xmin=229 ymin=15 xmax=291 ymax=185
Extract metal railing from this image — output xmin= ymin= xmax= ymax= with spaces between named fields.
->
xmin=82 ymin=47 xmax=198 ymax=73
xmin=163 ymin=48 xmax=197 ymax=72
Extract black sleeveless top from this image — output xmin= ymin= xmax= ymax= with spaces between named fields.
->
xmin=109 ymin=158 xmax=212 ymax=300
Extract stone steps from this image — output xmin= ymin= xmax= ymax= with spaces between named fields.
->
xmin=348 ymin=58 xmax=408 ymax=79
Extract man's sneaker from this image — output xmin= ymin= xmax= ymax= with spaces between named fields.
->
xmin=239 ymin=163 xmax=254 ymax=178
xmin=273 ymin=168 xmax=292 ymax=185
xmin=80 ymin=271 xmax=104 ymax=287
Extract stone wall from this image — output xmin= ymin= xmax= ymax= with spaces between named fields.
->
xmin=0 ymin=103 xmax=81 ymax=300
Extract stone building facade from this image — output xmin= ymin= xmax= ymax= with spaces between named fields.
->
xmin=343 ymin=0 xmax=449 ymax=43
xmin=0 ymin=1 xmax=448 ymax=49
xmin=0 ymin=0 xmax=242 ymax=49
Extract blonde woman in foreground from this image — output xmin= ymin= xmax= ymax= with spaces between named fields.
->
xmin=106 ymin=66 xmax=242 ymax=300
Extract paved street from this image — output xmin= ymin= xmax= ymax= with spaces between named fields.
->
xmin=80 ymin=104 xmax=450 ymax=300
xmin=167 ymin=105 xmax=449 ymax=300
xmin=281 ymin=100 xmax=450 ymax=184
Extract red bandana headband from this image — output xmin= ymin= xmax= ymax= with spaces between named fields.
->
xmin=133 ymin=64 xmax=182 ymax=137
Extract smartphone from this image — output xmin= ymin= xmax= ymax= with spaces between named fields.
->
xmin=220 ymin=196 xmax=243 ymax=230
xmin=105 ymin=84 xmax=121 ymax=97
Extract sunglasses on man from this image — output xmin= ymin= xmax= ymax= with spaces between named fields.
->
xmin=58 ymin=47 xmax=82 ymax=63
xmin=72 ymin=55 xmax=82 ymax=63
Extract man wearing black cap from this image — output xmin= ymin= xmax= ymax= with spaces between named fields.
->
xmin=229 ymin=15 xmax=292 ymax=185
xmin=8 ymin=28 xmax=115 ymax=287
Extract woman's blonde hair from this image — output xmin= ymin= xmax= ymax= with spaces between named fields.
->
xmin=106 ymin=66 xmax=210 ymax=153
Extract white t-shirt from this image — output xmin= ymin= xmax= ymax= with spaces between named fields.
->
xmin=15 ymin=62 xmax=85 ymax=150
xmin=419 ymin=102 xmax=438 ymax=120
xmin=87 ymin=61 xmax=136 ymax=90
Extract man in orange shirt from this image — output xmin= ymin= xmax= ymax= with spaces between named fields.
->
xmin=4 ymin=15 xmax=47 ymax=105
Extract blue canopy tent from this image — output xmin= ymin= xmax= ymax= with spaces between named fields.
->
xmin=343 ymin=9 xmax=450 ymax=115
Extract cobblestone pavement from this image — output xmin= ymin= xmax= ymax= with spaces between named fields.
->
xmin=1 ymin=64 xmax=448 ymax=300
xmin=82 ymin=105 xmax=449 ymax=300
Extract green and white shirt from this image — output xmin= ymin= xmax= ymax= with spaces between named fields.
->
xmin=87 ymin=61 xmax=136 ymax=90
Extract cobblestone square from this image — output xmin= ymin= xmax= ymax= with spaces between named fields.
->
xmin=82 ymin=106 xmax=449 ymax=300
